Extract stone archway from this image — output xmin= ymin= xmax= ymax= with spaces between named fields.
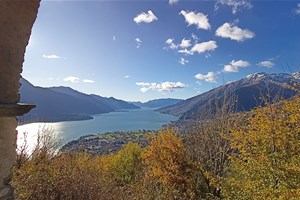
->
xmin=0 ymin=1 xmax=40 ymax=199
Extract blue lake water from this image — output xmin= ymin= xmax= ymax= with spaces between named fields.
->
xmin=16 ymin=108 xmax=178 ymax=151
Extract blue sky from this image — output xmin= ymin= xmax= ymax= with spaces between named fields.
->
xmin=23 ymin=0 xmax=300 ymax=102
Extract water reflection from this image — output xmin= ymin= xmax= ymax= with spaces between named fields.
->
xmin=16 ymin=123 xmax=60 ymax=154
xmin=16 ymin=109 xmax=178 ymax=154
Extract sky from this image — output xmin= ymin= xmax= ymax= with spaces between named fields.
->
xmin=23 ymin=0 xmax=300 ymax=102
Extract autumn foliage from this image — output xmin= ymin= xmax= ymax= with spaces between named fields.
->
xmin=12 ymin=96 xmax=300 ymax=199
xmin=142 ymin=128 xmax=197 ymax=199
xmin=223 ymin=96 xmax=300 ymax=199
xmin=143 ymin=128 xmax=189 ymax=185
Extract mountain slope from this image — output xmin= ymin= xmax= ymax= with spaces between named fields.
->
xmin=19 ymin=78 xmax=138 ymax=123
xmin=90 ymin=95 xmax=139 ymax=110
xmin=157 ymin=72 xmax=300 ymax=120
xmin=50 ymin=87 xmax=139 ymax=110
xmin=132 ymin=98 xmax=183 ymax=108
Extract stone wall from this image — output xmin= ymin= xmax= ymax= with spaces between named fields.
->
xmin=0 ymin=1 xmax=40 ymax=104
xmin=0 ymin=1 xmax=40 ymax=199
xmin=0 ymin=118 xmax=17 ymax=199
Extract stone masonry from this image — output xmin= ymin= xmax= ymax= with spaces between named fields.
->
xmin=0 ymin=1 xmax=40 ymax=199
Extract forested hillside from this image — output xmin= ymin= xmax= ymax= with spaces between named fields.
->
xmin=13 ymin=95 xmax=300 ymax=199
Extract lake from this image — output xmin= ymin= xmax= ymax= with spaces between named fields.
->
xmin=16 ymin=108 xmax=178 ymax=152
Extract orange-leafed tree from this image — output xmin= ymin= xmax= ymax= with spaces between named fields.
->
xmin=142 ymin=128 xmax=196 ymax=199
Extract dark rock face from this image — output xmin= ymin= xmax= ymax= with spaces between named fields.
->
xmin=157 ymin=72 xmax=300 ymax=120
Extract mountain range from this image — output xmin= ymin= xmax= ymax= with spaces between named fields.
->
xmin=19 ymin=72 xmax=300 ymax=123
xmin=157 ymin=72 xmax=300 ymax=120
xmin=19 ymin=78 xmax=139 ymax=123
xmin=132 ymin=98 xmax=183 ymax=108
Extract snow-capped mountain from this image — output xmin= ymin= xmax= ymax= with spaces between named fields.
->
xmin=157 ymin=72 xmax=300 ymax=120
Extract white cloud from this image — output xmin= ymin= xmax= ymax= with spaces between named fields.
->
xmin=165 ymin=38 xmax=192 ymax=50
xmin=165 ymin=38 xmax=178 ymax=49
xmin=136 ymin=82 xmax=150 ymax=86
xmin=191 ymin=33 xmax=198 ymax=41
xmin=124 ymin=75 xmax=130 ymax=78
xmin=169 ymin=0 xmax=179 ymax=5
xmin=223 ymin=60 xmax=250 ymax=72
xmin=215 ymin=0 xmax=253 ymax=14
xmin=166 ymin=37 xmax=216 ymax=58
xmin=180 ymin=10 xmax=211 ymax=30
xmin=195 ymin=72 xmax=217 ymax=83
xmin=179 ymin=38 xmax=192 ymax=48
xmin=169 ymin=43 xmax=178 ymax=49
xmin=135 ymin=38 xmax=142 ymax=43
xmin=296 ymin=3 xmax=300 ymax=15
xmin=42 ymin=54 xmax=61 ymax=59
xmin=113 ymin=36 xmax=116 ymax=40
xmin=136 ymin=81 xmax=186 ymax=92
xmin=179 ymin=57 xmax=189 ymax=65
xmin=166 ymin=38 xmax=174 ymax=45
xmin=177 ymin=40 xmax=217 ymax=55
xmin=191 ymin=40 xmax=218 ymax=54
xmin=166 ymin=37 xmax=204 ymax=53
xmin=215 ymin=22 xmax=255 ymax=42
xmin=83 ymin=79 xmax=95 ymax=83
xmin=177 ymin=49 xmax=193 ymax=55
xmin=257 ymin=60 xmax=274 ymax=68
xmin=63 ymin=76 xmax=80 ymax=83
xmin=223 ymin=64 xmax=239 ymax=72
xmin=134 ymin=10 xmax=158 ymax=24
xmin=140 ymin=87 xmax=149 ymax=93
xmin=231 ymin=60 xmax=250 ymax=67
xmin=135 ymin=38 xmax=142 ymax=48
